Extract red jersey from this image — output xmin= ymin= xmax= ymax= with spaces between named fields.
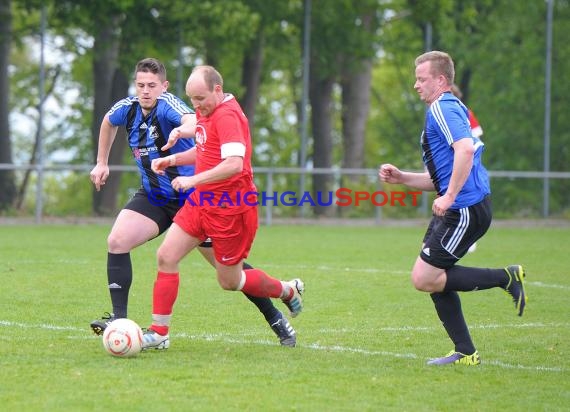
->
xmin=468 ymin=110 xmax=483 ymax=138
xmin=191 ymin=94 xmax=257 ymax=214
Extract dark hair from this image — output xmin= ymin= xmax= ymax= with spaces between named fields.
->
xmin=134 ymin=58 xmax=167 ymax=82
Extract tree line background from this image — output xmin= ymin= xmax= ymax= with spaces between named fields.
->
xmin=0 ymin=0 xmax=569 ymax=219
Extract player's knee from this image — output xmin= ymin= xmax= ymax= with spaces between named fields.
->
xmin=217 ymin=277 xmax=238 ymax=291
xmin=107 ymin=232 xmax=128 ymax=253
xmin=156 ymin=246 xmax=175 ymax=267
xmin=411 ymin=271 xmax=432 ymax=292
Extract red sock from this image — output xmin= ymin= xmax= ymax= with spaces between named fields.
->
xmin=150 ymin=272 xmax=179 ymax=336
xmin=152 ymin=271 xmax=180 ymax=315
xmin=150 ymin=325 xmax=170 ymax=336
xmin=242 ymin=268 xmax=283 ymax=298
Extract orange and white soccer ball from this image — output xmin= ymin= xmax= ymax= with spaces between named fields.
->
xmin=102 ymin=318 xmax=143 ymax=358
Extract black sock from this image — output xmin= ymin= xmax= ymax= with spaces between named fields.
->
xmin=107 ymin=252 xmax=132 ymax=318
xmin=445 ymin=265 xmax=509 ymax=292
xmin=430 ymin=291 xmax=476 ymax=355
xmin=242 ymin=261 xmax=280 ymax=323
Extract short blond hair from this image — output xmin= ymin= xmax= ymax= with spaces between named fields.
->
xmin=415 ymin=51 xmax=455 ymax=85
xmin=191 ymin=65 xmax=223 ymax=91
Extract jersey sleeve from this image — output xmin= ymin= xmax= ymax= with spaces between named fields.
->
xmin=431 ymin=101 xmax=473 ymax=146
xmin=161 ymin=93 xmax=194 ymax=127
xmin=107 ymin=97 xmax=133 ymax=126
xmin=215 ymin=112 xmax=248 ymax=146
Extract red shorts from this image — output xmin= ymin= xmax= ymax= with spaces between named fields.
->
xmin=173 ymin=204 xmax=258 ymax=266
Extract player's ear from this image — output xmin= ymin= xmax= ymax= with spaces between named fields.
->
xmin=163 ymin=80 xmax=170 ymax=92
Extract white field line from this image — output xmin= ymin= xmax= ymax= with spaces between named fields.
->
xmin=322 ymin=322 xmax=570 ymax=333
xmin=1 ymin=320 xmax=566 ymax=373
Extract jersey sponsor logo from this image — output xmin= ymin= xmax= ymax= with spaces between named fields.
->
xmin=148 ymin=125 xmax=159 ymax=141
xmin=132 ymin=146 xmax=158 ymax=160
xmin=195 ymin=125 xmax=207 ymax=148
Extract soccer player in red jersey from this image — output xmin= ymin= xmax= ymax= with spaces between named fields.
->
xmin=89 ymin=58 xmax=297 ymax=347
xmin=141 ymin=65 xmax=304 ymax=349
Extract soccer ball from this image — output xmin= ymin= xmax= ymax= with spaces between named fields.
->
xmin=102 ymin=318 xmax=143 ymax=358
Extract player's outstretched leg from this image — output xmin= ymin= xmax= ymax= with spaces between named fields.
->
xmin=242 ymin=262 xmax=297 ymax=347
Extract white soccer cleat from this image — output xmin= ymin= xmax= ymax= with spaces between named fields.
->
xmin=142 ymin=329 xmax=170 ymax=350
xmin=282 ymin=278 xmax=304 ymax=318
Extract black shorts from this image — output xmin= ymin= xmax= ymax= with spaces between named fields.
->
xmin=123 ymin=188 xmax=212 ymax=247
xmin=420 ymin=196 xmax=492 ymax=269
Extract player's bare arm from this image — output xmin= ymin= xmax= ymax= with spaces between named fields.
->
xmin=161 ymin=113 xmax=197 ymax=151
xmin=171 ymin=155 xmax=243 ymax=192
xmin=380 ymin=163 xmax=434 ymax=191
xmin=152 ymin=146 xmax=197 ymax=176
xmin=90 ymin=115 xmax=118 ymax=191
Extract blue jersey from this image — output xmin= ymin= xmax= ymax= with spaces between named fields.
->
xmin=421 ymin=92 xmax=491 ymax=208
xmin=107 ymin=92 xmax=195 ymax=202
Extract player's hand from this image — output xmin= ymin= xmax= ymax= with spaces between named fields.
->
xmin=172 ymin=176 xmax=195 ymax=192
xmin=161 ymin=128 xmax=183 ymax=151
xmin=379 ymin=163 xmax=402 ymax=184
xmin=151 ymin=157 xmax=171 ymax=175
xmin=89 ymin=164 xmax=110 ymax=191
xmin=432 ymin=194 xmax=453 ymax=216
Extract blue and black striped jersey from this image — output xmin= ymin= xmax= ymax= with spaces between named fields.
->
xmin=108 ymin=92 xmax=195 ymax=203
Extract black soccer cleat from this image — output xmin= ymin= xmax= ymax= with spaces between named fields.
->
xmin=90 ymin=312 xmax=116 ymax=335
xmin=270 ymin=312 xmax=297 ymax=347
xmin=504 ymin=265 xmax=527 ymax=316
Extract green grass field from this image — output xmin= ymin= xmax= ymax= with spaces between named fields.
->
xmin=1 ymin=223 xmax=569 ymax=411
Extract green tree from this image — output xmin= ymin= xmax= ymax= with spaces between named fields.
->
xmin=308 ymin=0 xmax=386 ymax=215
xmin=6 ymin=0 xmax=570 ymax=218
xmin=0 ymin=0 xmax=16 ymax=211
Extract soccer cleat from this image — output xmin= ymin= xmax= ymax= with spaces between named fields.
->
xmin=282 ymin=278 xmax=304 ymax=318
xmin=90 ymin=312 xmax=116 ymax=336
xmin=427 ymin=350 xmax=481 ymax=366
xmin=504 ymin=265 xmax=527 ymax=316
xmin=141 ymin=329 xmax=170 ymax=350
xmin=270 ymin=313 xmax=296 ymax=347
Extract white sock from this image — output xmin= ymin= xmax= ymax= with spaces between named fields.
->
xmin=236 ymin=270 xmax=247 ymax=291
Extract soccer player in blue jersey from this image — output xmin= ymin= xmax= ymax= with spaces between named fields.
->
xmin=89 ymin=58 xmax=296 ymax=346
xmin=379 ymin=51 xmax=527 ymax=366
